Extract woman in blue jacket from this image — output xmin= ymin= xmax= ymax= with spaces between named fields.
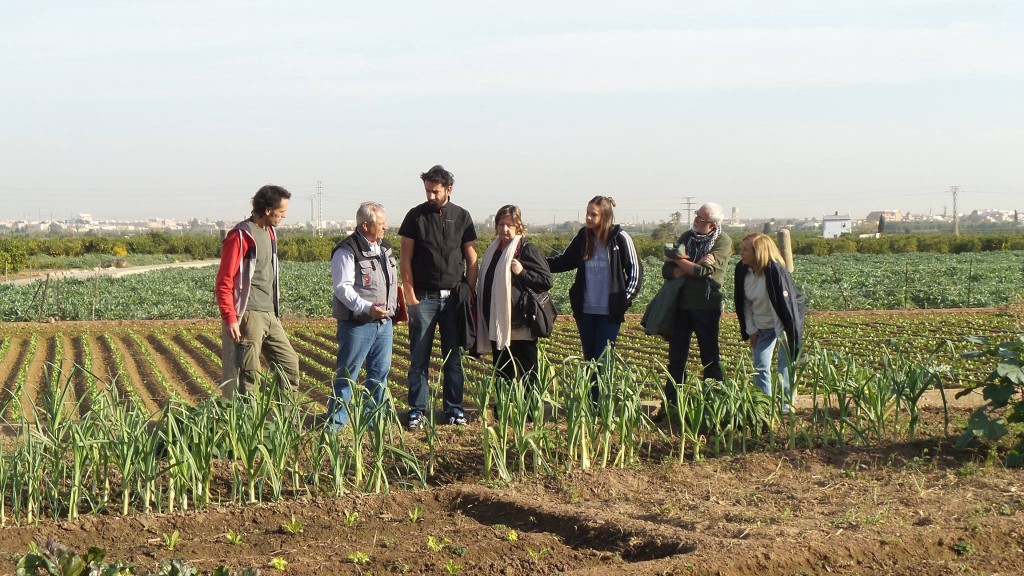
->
xmin=548 ymin=196 xmax=643 ymax=365
xmin=734 ymin=233 xmax=805 ymax=412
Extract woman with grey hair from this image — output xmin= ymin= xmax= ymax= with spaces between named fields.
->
xmin=661 ymin=202 xmax=732 ymax=413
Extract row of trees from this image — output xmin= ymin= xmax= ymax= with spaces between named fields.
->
xmin=2 ymin=230 xmax=1023 ymax=274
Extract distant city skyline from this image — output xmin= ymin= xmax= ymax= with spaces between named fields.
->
xmin=4 ymin=202 xmax=1017 ymax=232
xmin=1 ymin=2 xmax=1020 ymax=224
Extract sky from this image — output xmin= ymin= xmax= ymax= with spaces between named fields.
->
xmin=1 ymin=0 xmax=1022 ymax=226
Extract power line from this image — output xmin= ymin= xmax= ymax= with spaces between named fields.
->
xmin=682 ymin=196 xmax=695 ymax=230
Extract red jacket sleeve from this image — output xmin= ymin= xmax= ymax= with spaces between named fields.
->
xmin=215 ymin=230 xmax=244 ymax=324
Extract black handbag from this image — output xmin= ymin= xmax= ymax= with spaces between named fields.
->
xmin=516 ymin=285 xmax=557 ymax=338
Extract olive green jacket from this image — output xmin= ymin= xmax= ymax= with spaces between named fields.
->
xmin=660 ymin=231 xmax=733 ymax=311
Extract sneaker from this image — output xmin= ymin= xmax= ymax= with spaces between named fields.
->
xmin=406 ymin=411 xmax=424 ymax=431
xmin=446 ymin=412 xmax=468 ymax=426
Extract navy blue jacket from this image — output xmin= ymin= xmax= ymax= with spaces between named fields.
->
xmin=734 ymin=260 xmax=806 ymax=359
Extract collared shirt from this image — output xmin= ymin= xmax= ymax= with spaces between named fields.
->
xmin=331 ymin=230 xmax=380 ymax=317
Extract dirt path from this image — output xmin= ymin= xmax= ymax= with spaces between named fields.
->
xmin=2 ymin=259 xmax=219 ymax=286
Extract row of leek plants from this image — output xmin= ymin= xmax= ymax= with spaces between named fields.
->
xmin=0 ymin=340 xmax=951 ymax=522
xmin=0 ymin=365 xmax=425 ymax=524
xmin=471 ymin=340 xmax=952 ymax=479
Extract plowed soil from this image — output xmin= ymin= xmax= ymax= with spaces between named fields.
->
xmin=2 ymin=433 xmax=1022 ymax=575
xmin=0 ymin=311 xmax=1022 ymax=574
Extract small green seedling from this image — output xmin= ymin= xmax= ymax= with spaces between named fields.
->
xmin=408 ymin=504 xmax=423 ymax=524
xmin=268 ymin=556 xmax=288 ymax=570
xmin=225 ymin=530 xmax=244 ymax=545
xmin=427 ymin=536 xmax=450 ymax=553
xmin=448 ymin=544 xmax=468 ymax=557
xmin=505 ymin=529 xmax=519 ymax=543
xmin=281 ymin=515 xmax=304 ymax=535
xmin=953 ymin=540 xmax=975 ymax=556
xmin=344 ymin=510 xmax=359 ymax=528
xmin=527 ymin=547 xmax=548 ymax=560
xmin=348 ymin=551 xmax=370 ymax=565
xmin=444 ymin=559 xmax=462 ymax=574
xmin=162 ymin=530 xmax=181 ymax=552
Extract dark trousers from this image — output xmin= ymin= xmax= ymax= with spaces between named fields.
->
xmin=491 ymin=339 xmax=540 ymax=385
xmin=664 ymin=307 xmax=723 ymax=405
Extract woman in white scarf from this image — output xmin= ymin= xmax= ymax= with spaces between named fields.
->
xmin=474 ymin=205 xmax=553 ymax=388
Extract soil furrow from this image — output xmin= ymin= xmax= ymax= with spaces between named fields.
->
xmin=144 ymin=333 xmax=212 ymax=403
xmin=108 ymin=334 xmax=164 ymax=414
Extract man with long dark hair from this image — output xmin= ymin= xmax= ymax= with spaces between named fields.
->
xmin=215 ymin=185 xmax=300 ymax=397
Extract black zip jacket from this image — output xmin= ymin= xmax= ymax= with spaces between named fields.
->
xmin=547 ymin=225 xmax=643 ymax=323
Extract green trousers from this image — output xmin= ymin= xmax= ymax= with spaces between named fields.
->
xmin=220 ymin=310 xmax=300 ymax=398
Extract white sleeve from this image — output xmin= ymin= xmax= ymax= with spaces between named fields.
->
xmin=330 ymin=246 xmax=372 ymax=316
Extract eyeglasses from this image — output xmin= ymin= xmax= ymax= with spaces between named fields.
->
xmin=694 ymin=214 xmax=712 ymax=225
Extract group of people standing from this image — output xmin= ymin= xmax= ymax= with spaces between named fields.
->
xmin=213 ymin=166 xmax=804 ymax=432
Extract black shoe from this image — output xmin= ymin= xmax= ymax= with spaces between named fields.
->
xmin=406 ymin=411 xmax=424 ymax=431
xmin=445 ymin=412 xmax=468 ymax=426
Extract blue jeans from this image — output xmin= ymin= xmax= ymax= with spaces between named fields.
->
xmin=575 ymin=313 xmax=621 ymax=402
xmin=574 ymin=313 xmax=621 ymax=361
xmin=325 ymin=319 xmax=393 ymax=428
xmin=407 ymin=294 xmax=464 ymax=416
xmin=664 ymin=307 xmax=723 ymax=405
xmin=752 ymin=327 xmax=792 ymax=408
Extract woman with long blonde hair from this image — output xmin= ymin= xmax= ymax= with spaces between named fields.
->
xmin=734 ymin=233 xmax=805 ymax=412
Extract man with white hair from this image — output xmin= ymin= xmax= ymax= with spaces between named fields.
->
xmin=661 ymin=202 xmax=732 ymax=411
xmin=325 ymin=201 xmax=398 ymax=429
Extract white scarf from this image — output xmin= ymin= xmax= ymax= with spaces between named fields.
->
xmin=475 ymin=235 xmax=522 ymax=354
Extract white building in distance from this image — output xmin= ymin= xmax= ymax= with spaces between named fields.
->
xmin=822 ymin=212 xmax=852 ymax=238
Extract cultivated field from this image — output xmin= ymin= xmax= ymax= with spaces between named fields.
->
xmin=0 ymin=311 xmax=1020 ymax=420
xmin=1 ymin=307 xmax=1023 ymax=574
xmin=1 ymin=248 xmax=1023 ymax=575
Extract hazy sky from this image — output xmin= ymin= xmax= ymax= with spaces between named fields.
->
xmin=1 ymin=1 xmax=1021 ymax=225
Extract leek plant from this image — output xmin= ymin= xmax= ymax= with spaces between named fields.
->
xmin=262 ymin=385 xmax=305 ymax=501
xmin=180 ymin=398 xmax=224 ymax=508
xmin=805 ymin=349 xmax=861 ymax=446
xmin=509 ymin=379 xmax=550 ymax=475
xmin=0 ymin=443 xmax=6 ymax=526
xmin=481 ymin=373 xmax=511 ymax=483
xmin=369 ymin=389 xmax=425 ymax=492
xmin=883 ymin=342 xmax=952 ymax=441
xmin=96 ymin=384 xmax=150 ymax=515
xmin=559 ymin=357 xmax=594 ymax=470
xmin=322 ymin=425 xmax=351 ymax=497
xmin=224 ymin=375 xmax=276 ymax=504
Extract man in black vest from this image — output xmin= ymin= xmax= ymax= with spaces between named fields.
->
xmin=399 ymin=165 xmax=478 ymax=429
xmin=325 ymin=201 xmax=398 ymax=429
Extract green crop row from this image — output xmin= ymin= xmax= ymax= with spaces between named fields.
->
xmin=4 ymin=251 xmax=1022 ymax=322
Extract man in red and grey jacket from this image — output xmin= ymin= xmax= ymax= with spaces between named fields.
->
xmin=214 ymin=185 xmax=300 ymax=398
